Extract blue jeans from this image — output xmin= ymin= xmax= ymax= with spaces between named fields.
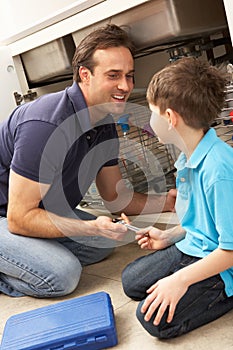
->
xmin=0 ymin=210 xmax=114 ymax=298
xmin=122 ymin=245 xmax=233 ymax=339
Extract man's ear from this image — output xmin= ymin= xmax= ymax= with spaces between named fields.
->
xmin=165 ymin=108 xmax=178 ymax=127
xmin=79 ymin=66 xmax=90 ymax=83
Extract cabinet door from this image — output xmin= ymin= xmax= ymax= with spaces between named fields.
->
xmin=0 ymin=46 xmax=21 ymax=121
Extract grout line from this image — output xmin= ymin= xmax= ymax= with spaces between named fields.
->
xmin=114 ymin=299 xmax=135 ymax=311
xmin=82 ymin=271 xmax=122 ymax=282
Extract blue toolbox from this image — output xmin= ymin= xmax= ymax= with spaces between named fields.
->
xmin=0 ymin=291 xmax=118 ymax=350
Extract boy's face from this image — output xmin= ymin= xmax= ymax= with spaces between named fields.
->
xmin=149 ymin=104 xmax=172 ymax=144
xmin=150 ymin=104 xmax=189 ymax=155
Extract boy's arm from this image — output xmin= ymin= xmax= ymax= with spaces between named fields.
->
xmin=177 ymin=247 xmax=233 ymax=285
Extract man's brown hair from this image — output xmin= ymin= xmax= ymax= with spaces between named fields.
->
xmin=72 ymin=24 xmax=135 ymax=83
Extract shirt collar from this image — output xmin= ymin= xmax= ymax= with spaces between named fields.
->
xmin=175 ymin=128 xmax=220 ymax=170
xmin=67 ymin=81 xmax=92 ymax=133
xmin=66 ymin=82 xmax=115 ymax=134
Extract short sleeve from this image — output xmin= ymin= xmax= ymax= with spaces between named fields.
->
xmin=11 ymin=121 xmax=59 ymax=183
xmin=207 ymin=178 xmax=233 ymax=250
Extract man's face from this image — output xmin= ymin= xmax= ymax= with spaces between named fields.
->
xmin=83 ymin=46 xmax=135 ymax=115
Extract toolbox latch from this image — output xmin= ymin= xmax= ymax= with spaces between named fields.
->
xmin=63 ymin=341 xmax=77 ymax=349
xmin=96 ymin=335 xmax=107 ymax=343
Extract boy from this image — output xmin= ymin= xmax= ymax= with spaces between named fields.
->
xmin=122 ymin=57 xmax=233 ymax=338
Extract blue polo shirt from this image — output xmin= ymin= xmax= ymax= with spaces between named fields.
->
xmin=175 ymin=128 xmax=233 ymax=296
xmin=0 ymin=82 xmax=119 ymax=216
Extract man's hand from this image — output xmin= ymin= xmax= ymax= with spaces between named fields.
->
xmin=90 ymin=215 xmax=128 ymax=240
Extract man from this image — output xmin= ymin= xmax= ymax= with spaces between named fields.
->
xmin=0 ymin=24 xmax=175 ymax=298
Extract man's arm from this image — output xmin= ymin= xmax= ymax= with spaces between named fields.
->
xmin=96 ymin=165 xmax=176 ymax=215
xmin=7 ymin=170 xmax=127 ymax=239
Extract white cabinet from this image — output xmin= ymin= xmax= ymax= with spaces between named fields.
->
xmin=0 ymin=0 xmax=104 ymax=46
xmin=0 ymin=46 xmax=22 ymax=121
xmin=223 ymin=0 xmax=233 ymax=44
xmin=1 ymin=0 xmax=149 ymax=55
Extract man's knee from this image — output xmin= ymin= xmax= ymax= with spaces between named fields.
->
xmin=24 ymin=257 xmax=82 ymax=298
xmin=45 ymin=258 xmax=82 ymax=297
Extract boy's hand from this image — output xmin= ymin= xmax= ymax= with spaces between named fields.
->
xmin=141 ymin=273 xmax=188 ymax=325
xmin=136 ymin=226 xmax=171 ymax=251
xmin=136 ymin=225 xmax=186 ymax=251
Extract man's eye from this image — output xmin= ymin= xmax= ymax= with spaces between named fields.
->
xmin=126 ymin=75 xmax=134 ymax=81
xmin=108 ymin=74 xmax=119 ymax=79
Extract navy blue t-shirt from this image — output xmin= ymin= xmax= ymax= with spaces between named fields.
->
xmin=0 ymin=82 xmax=119 ymax=216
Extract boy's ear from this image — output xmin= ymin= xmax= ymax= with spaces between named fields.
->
xmin=165 ymin=108 xmax=178 ymax=127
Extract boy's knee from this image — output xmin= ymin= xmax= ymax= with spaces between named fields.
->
xmin=122 ymin=264 xmax=141 ymax=300
xmin=136 ymin=301 xmax=181 ymax=339
xmin=136 ymin=302 xmax=163 ymax=339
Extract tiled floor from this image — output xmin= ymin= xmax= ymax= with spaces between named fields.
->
xmin=1 ymin=212 xmax=233 ymax=349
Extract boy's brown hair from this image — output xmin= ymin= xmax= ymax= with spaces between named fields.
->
xmin=147 ymin=57 xmax=227 ymax=130
xmin=72 ymin=24 xmax=135 ymax=83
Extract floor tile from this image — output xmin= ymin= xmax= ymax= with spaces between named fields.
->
xmin=1 ymin=240 xmax=233 ymax=349
xmin=83 ymin=241 xmax=147 ymax=281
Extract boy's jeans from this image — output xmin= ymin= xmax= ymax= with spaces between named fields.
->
xmin=122 ymin=244 xmax=233 ymax=339
xmin=0 ymin=210 xmax=114 ymax=297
